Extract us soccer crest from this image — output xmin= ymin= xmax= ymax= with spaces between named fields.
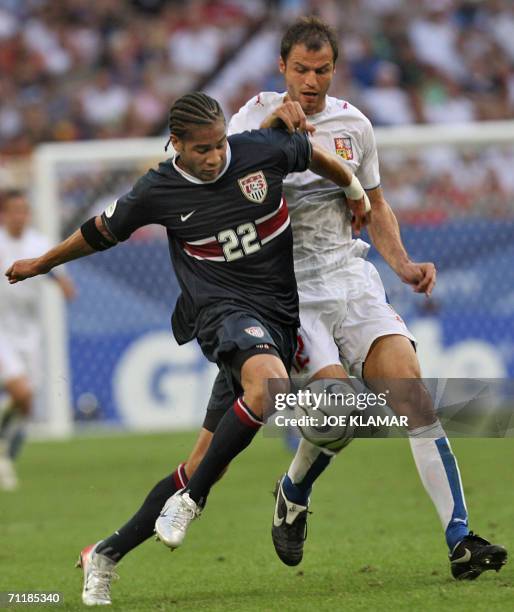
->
xmin=238 ymin=171 xmax=268 ymax=203
xmin=245 ymin=326 xmax=264 ymax=338
xmin=334 ymin=137 xmax=353 ymax=161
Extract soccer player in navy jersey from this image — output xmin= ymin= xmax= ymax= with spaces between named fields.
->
xmin=5 ymin=92 xmax=371 ymax=606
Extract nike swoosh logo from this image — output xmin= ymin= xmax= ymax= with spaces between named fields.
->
xmin=453 ymin=548 xmax=472 ymax=563
xmin=181 ymin=210 xmax=196 ymax=222
xmin=273 ymin=512 xmax=285 ymax=528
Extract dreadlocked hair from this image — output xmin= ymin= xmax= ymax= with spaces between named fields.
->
xmin=168 ymin=92 xmax=225 ymax=139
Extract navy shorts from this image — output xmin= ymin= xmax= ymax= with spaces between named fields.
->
xmin=197 ymin=304 xmax=297 ymax=431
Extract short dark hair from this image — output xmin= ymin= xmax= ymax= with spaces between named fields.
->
xmin=4 ymin=189 xmax=25 ymax=201
xmin=168 ymin=92 xmax=225 ymax=140
xmin=1 ymin=189 xmax=26 ymax=210
xmin=280 ymin=16 xmax=338 ymax=64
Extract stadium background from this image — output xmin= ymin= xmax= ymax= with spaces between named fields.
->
xmin=2 ymin=2 xmax=514 ymax=610
xmin=1 ymin=0 xmax=514 ymax=431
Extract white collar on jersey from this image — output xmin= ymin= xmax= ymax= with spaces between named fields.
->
xmin=172 ymin=142 xmax=232 ymax=185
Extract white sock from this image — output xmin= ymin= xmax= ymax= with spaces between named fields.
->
xmin=408 ymin=420 xmax=468 ymax=548
xmin=287 ymin=438 xmax=334 ymax=484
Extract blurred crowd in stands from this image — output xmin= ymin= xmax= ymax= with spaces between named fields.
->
xmin=260 ymin=0 xmax=514 ymax=127
xmin=378 ymin=145 xmax=514 ymax=221
xmin=2 ymin=0 xmax=514 ymax=153
xmin=0 ymin=0 xmax=265 ymax=155
xmin=1 ymin=0 xmax=514 ymax=218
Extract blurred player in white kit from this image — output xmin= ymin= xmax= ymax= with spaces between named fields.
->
xmin=0 ymin=190 xmax=75 ymax=490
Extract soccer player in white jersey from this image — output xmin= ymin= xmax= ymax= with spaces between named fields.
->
xmin=0 ymin=190 xmax=75 ymax=490
xmin=227 ymin=16 xmax=506 ymax=580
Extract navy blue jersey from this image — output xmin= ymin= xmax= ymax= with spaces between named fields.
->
xmin=102 ymin=128 xmax=312 ymax=344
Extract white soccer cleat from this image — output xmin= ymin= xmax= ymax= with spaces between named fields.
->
xmin=76 ymin=541 xmax=118 ymax=606
xmin=0 ymin=441 xmax=18 ymax=491
xmin=155 ymin=490 xmax=200 ymax=550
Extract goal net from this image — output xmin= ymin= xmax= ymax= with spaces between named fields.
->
xmin=32 ymin=122 xmax=514 ymax=437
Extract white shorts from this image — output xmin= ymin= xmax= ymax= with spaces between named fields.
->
xmin=292 ymin=257 xmax=416 ymax=381
xmin=0 ymin=331 xmax=40 ymax=388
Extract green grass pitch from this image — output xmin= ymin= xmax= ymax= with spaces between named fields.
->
xmin=1 ymin=432 xmax=513 ymax=611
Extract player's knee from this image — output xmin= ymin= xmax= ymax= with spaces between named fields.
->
xmin=394 ymin=380 xmax=436 ymax=428
xmin=242 ymin=382 xmax=268 ymax=416
xmin=10 ymin=385 xmax=33 ymax=415
xmin=386 ymin=349 xmax=422 ymax=379
xmin=244 ymin=376 xmax=289 ymax=416
xmin=18 ymin=393 xmax=32 ymax=416
xmin=400 ymin=358 xmax=422 ymax=379
xmin=241 ymin=355 xmax=289 ymax=415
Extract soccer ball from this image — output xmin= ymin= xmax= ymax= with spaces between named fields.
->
xmin=293 ymin=378 xmax=361 ymax=452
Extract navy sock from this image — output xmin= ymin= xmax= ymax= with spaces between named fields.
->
xmin=96 ymin=462 xmax=188 ymax=562
xmin=186 ymin=398 xmax=261 ymax=505
xmin=282 ymin=451 xmax=333 ymax=505
xmin=8 ymin=427 xmax=26 ymax=460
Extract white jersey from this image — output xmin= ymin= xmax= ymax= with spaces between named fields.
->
xmin=0 ymin=227 xmax=50 ymax=341
xmin=228 ymin=92 xmax=381 ymax=278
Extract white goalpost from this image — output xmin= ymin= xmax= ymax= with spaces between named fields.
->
xmin=31 ymin=121 xmax=514 ymax=438
xmin=32 ymin=138 xmax=169 ymax=439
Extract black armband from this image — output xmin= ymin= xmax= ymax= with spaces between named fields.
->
xmin=80 ymin=217 xmax=116 ymax=251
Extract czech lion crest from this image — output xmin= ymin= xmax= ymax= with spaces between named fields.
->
xmin=334 ymin=137 xmax=353 ymax=161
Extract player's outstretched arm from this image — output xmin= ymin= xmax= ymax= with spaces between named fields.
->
xmin=5 ymin=216 xmax=114 ymax=284
xmin=366 ymin=187 xmax=436 ymax=296
xmin=309 ymin=142 xmax=371 ymax=235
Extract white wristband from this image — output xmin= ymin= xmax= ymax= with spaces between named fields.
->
xmin=342 ymin=174 xmax=365 ymax=201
